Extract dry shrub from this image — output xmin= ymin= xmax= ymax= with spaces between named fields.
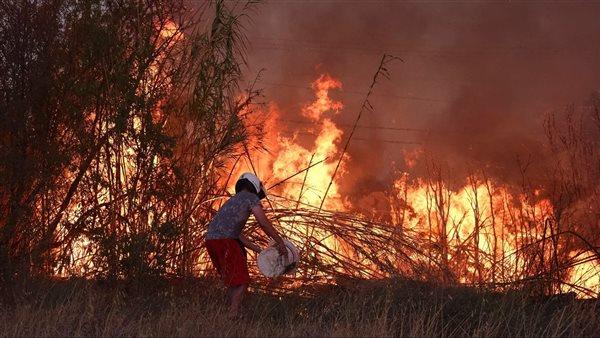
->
xmin=0 ymin=279 xmax=597 ymax=337
xmin=0 ymin=0 xmax=260 ymax=281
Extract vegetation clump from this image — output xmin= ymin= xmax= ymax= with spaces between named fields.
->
xmin=0 ymin=278 xmax=597 ymax=337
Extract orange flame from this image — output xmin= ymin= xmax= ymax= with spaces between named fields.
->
xmin=233 ymin=71 xmax=597 ymax=297
xmin=233 ymin=74 xmax=348 ymax=210
xmin=301 ymin=74 xmax=343 ymax=121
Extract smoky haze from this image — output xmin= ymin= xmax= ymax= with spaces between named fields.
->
xmin=242 ymin=1 xmax=600 ymax=203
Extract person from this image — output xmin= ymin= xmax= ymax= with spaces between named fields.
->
xmin=205 ymin=172 xmax=288 ymax=318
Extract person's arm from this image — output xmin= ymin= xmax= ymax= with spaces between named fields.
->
xmin=251 ymin=204 xmax=287 ymax=257
xmin=239 ymin=234 xmax=261 ymax=253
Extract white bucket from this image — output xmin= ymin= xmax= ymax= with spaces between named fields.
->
xmin=257 ymin=239 xmax=299 ymax=277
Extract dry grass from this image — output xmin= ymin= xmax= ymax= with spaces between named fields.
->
xmin=0 ymin=278 xmax=597 ymax=337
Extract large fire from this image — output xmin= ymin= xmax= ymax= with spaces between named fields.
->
xmin=231 ymin=73 xmax=599 ymax=297
xmin=56 ymin=19 xmax=597 ymax=296
xmin=233 ymin=74 xmax=348 ymax=211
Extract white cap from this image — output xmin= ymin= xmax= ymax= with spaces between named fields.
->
xmin=236 ymin=172 xmax=266 ymax=199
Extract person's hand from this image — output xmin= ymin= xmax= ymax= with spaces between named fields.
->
xmin=249 ymin=243 xmax=262 ymax=254
xmin=275 ymin=241 xmax=288 ymax=260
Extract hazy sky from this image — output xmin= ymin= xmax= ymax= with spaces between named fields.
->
xmin=241 ymin=1 xmax=600 ymax=195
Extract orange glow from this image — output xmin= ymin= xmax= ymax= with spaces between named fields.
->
xmin=301 ymin=74 xmax=343 ymax=121
xmin=60 ymin=54 xmax=598 ymax=298
xmin=159 ymin=21 xmax=183 ymax=41
xmin=60 ymin=20 xmax=187 ymax=277
xmin=392 ymin=175 xmax=555 ymax=282
xmin=229 ymin=72 xmax=597 ymax=297
xmin=566 ymin=252 xmax=600 ymax=297
xmin=232 ymin=74 xmax=348 ymax=211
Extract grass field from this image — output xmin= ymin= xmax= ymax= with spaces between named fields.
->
xmin=0 ymin=278 xmax=598 ymax=337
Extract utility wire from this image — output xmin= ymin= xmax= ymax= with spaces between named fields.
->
xmin=249 ymin=36 xmax=598 ymax=56
xmin=276 ymin=118 xmax=465 ymax=134
xmin=282 ymin=130 xmax=423 ymax=145
xmin=262 ymin=81 xmax=448 ymax=103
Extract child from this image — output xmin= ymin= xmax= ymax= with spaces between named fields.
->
xmin=205 ymin=172 xmax=288 ymax=318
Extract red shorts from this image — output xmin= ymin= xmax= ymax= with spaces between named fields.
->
xmin=205 ymin=238 xmax=250 ymax=287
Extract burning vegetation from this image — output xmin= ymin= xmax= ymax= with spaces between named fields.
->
xmin=233 ymin=69 xmax=600 ymax=298
xmin=0 ymin=0 xmax=599 ymax=303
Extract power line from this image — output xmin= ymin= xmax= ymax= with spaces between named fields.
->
xmin=277 ymin=118 xmax=465 ymax=134
xmin=250 ymin=38 xmax=598 ymax=57
xmin=249 ymin=34 xmax=600 ymax=53
xmin=279 ymin=118 xmax=427 ymax=132
xmin=262 ymin=82 xmax=448 ymax=103
xmin=353 ymin=138 xmax=423 ymax=145
xmin=247 ymin=70 xmax=473 ymax=89
xmin=285 ymin=130 xmax=423 ymax=145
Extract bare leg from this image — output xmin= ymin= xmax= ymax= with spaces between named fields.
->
xmin=228 ymin=284 xmax=247 ymax=318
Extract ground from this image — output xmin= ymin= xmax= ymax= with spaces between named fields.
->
xmin=0 ymin=277 xmax=597 ymax=337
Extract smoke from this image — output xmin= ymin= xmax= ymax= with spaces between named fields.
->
xmin=243 ymin=2 xmax=600 ymax=200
